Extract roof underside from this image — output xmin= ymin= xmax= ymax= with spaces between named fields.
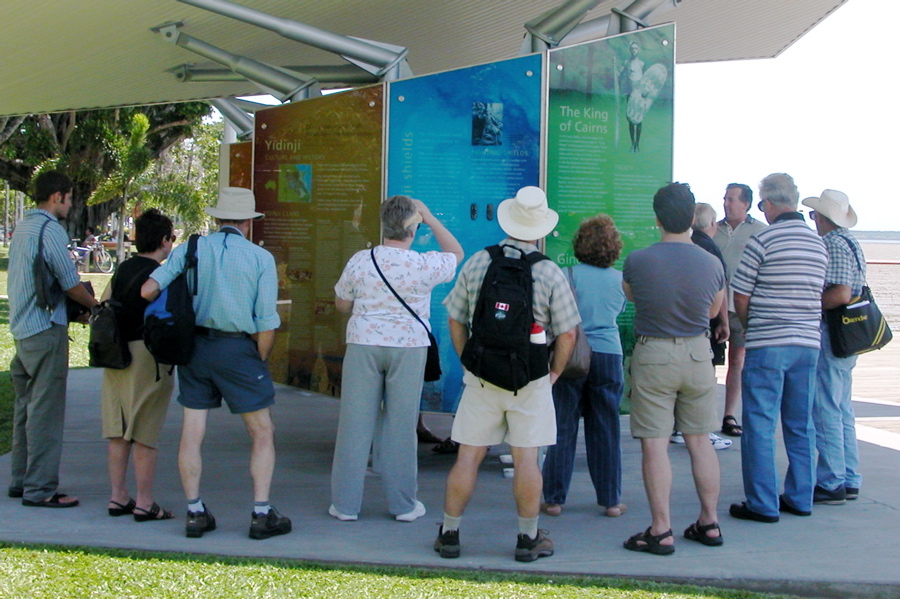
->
xmin=0 ymin=0 xmax=847 ymax=116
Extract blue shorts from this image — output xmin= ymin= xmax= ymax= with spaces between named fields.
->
xmin=177 ymin=335 xmax=275 ymax=414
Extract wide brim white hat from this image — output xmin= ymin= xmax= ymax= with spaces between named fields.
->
xmin=497 ymin=186 xmax=559 ymax=241
xmin=204 ymin=187 xmax=264 ymax=221
xmin=801 ymin=189 xmax=857 ymax=228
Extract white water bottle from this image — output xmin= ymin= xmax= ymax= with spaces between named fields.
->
xmin=530 ymin=323 xmax=547 ymax=345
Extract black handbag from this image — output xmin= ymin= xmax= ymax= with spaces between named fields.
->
xmin=370 ymin=247 xmax=442 ymax=382
xmin=89 ymin=269 xmax=143 ymax=369
xmin=825 ymin=239 xmax=892 ymax=358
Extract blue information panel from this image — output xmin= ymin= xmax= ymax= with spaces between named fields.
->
xmin=387 ymin=54 xmax=544 ymax=412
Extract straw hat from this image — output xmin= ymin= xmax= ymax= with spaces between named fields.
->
xmin=497 ymin=186 xmax=559 ymax=241
xmin=801 ymin=189 xmax=857 ymax=228
xmin=204 ymin=187 xmax=264 ymax=221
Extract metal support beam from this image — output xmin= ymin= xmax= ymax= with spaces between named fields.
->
xmin=153 ymin=22 xmax=319 ymax=102
xmin=210 ymin=98 xmax=254 ymax=140
xmin=178 ymin=0 xmax=409 ymax=78
xmin=525 ymin=0 xmax=601 ymax=47
xmin=172 ymin=63 xmax=378 ymax=87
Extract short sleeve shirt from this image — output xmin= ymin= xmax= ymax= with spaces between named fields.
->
xmin=823 ymin=228 xmax=865 ymax=296
xmin=623 ymin=242 xmax=724 ymax=338
xmin=335 ymin=246 xmax=457 ymax=347
xmin=443 ymin=238 xmax=581 ymax=338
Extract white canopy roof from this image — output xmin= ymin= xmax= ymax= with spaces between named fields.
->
xmin=0 ymin=0 xmax=847 ymax=116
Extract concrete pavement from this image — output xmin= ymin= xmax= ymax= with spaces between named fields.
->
xmin=1 ymin=357 xmax=899 ymax=599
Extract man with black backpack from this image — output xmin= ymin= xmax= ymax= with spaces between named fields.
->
xmin=435 ymin=187 xmax=579 ymax=562
xmin=140 ymin=187 xmax=290 ymax=541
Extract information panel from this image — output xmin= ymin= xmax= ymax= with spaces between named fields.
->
xmin=546 ymin=25 xmax=674 ymax=348
xmin=254 ymin=86 xmax=384 ymax=394
xmin=387 ymin=54 xmax=543 ymax=412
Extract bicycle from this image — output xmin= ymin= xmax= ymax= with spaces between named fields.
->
xmin=68 ymin=239 xmax=114 ymax=273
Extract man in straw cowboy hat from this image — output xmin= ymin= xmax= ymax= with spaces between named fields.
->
xmin=435 ymin=186 xmax=580 ymax=562
xmin=141 ymin=187 xmax=291 ymax=540
xmin=802 ymin=189 xmax=864 ymax=505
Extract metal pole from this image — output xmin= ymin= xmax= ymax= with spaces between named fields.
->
xmin=3 ymin=180 xmax=9 ymax=248
xmin=178 ymin=0 xmax=403 ymax=69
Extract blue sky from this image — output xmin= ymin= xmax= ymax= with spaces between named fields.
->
xmin=673 ymin=0 xmax=899 ymax=231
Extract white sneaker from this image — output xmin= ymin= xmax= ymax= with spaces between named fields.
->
xmin=670 ymin=431 xmax=685 ymax=444
xmin=710 ymin=433 xmax=732 ymax=450
xmin=395 ymin=500 xmax=426 ymax=522
xmin=328 ymin=504 xmax=358 ymax=521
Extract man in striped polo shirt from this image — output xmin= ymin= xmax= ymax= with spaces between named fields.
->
xmin=729 ymin=173 xmax=827 ymax=523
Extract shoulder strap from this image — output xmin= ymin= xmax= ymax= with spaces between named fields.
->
xmin=184 ymin=234 xmax=200 ymax=295
xmin=836 ymin=234 xmax=867 ymax=285
xmin=370 ymin=247 xmax=430 ymax=333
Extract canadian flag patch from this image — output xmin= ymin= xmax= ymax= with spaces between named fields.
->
xmin=494 ymin=302 xmax=510 ymax=312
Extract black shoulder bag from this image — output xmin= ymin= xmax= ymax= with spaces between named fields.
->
xmin=370 ymin=247 xmax=441 ymax=382
xmin=825 ymin=237 xmax=892 ymax=357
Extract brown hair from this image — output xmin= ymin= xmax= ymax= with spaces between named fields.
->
xmin=573 ymin=214 xmax=623 ymax=268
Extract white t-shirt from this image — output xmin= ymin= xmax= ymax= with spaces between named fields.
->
xmin=335 ymin=246 xmax=457 ymax=347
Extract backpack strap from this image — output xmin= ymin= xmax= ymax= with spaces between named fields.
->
xmin=185 ymin=234 xmax=200 ymax=295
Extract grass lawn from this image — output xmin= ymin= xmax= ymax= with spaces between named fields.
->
xmin=0 ymin=544 xmax=797 ymax=599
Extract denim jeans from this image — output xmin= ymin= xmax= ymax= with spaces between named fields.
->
xmin=541 ymin=352 xmax=624 ymax=507
xmin=812 ymin=321 xmax=860 ymax=492
xmin=741 ymin=345 xmax=818 ymax=517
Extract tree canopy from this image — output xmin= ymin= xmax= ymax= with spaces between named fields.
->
xmin=0 ymin=102 xmax=213 ymax=238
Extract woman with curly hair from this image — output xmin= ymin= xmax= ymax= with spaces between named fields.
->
xmin=541 ymin=215 xmax=627 ymax=518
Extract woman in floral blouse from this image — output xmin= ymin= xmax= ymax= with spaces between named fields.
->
xmin=329 ymin=195 xmax=463 ymax=522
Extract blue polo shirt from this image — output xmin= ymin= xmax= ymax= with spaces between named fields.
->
xmin=150 ymin=226 xmax=280 ymax=335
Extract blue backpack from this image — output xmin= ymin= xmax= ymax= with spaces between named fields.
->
xmin=143 ymin=234 xmax=199 ymax=368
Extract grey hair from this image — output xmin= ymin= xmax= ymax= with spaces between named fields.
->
xmin=692 ymin=203 xmax=717 ymax=231
xmin=381 ymin=195 xmax=418 ymax=241
xmin=759 ymin=173 xmax=799 ymax=208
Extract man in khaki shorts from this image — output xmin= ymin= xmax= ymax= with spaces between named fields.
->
xmin=435 ymin=187 xmax=579 ymax=562
xmin=622 ymin=183 xmax=726 ymax=555
xmin=713 ymin=183 xmax=766 ymax=437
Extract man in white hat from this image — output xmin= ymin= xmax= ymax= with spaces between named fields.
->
xmin=435 ymin=186 xmax=579 ymax=562
xmin=802 ymin=189 xmax=864 ymax=505
xmin=141 ymin=187 xmax=291 ymax=540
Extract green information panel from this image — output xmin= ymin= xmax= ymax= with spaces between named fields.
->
xmin=546 ymin=25 xmax=675 ymax=347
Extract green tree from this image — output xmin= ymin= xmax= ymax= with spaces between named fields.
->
xmin=0 ymin=103 xmax=212 ymax=239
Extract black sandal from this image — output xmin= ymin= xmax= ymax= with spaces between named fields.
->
xmin=721 ymin=415 xmax=743 ymax=437
xmin=432 ymin=437 xmax=460 ymax=454
xmin=133 ymin=502 xmax=174 ymax=522
xmin=108 ymin=498 xmax=136 ymax=517
xmin=684 ymin=521 xmax=724 ymax=546
xmin=624 ymin=527 xmax=675 ymax=555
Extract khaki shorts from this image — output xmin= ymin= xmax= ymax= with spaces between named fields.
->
xmin=629 ymin=335 xmax=717 ymax=438
xmin=451 ymin=369 xmax=557 ymax=448
xmin=728 ymin=311 xmax=746 ymax=349
xmin=101 ymin=340 xmax=175 ymax=448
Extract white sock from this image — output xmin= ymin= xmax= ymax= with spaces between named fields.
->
xmin=518 ymin=516 xmax=538 ymax=539
xmin=187 ymin=498 xmax=204 ymax=513
xmin=254 ymin=502 xmax=271 ymax=516
xmin=442 ymin=513 xmax=462 ymax=532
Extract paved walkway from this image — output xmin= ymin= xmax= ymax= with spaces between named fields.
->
xmin=1 ymin=346 xmax=899 ymax=599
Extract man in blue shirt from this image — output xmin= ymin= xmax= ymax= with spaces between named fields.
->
xmin=8 ymin=171 xmax=98 ymax=508
xmin=141 ymin=187 xmax=289 ymax=540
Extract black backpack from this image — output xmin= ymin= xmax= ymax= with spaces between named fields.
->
xmin=460 ymin=244 xmax=550 ymax=392
xmin=143 ymin=234 xmax=199 ymax=368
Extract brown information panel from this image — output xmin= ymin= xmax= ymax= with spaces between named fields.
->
xmin=228 ymin=141 xmax=253 ymax=188
xmin=253 ymin=86 xmax=384 ymax=395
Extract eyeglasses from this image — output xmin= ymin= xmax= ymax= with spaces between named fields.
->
xmin=168 ymin=233 xmax=177 ymax=242
xmin=808 ymin=210 xmax=817 ymax=220
xmin=757 ymin=200 xmax=766 ymax=211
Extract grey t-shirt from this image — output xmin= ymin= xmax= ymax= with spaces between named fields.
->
xmin=623 ymin=242 xmax=725 ymax=338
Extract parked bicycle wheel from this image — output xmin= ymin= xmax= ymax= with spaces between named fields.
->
xmin=94 ymin=246 xmax=114 ymax=273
